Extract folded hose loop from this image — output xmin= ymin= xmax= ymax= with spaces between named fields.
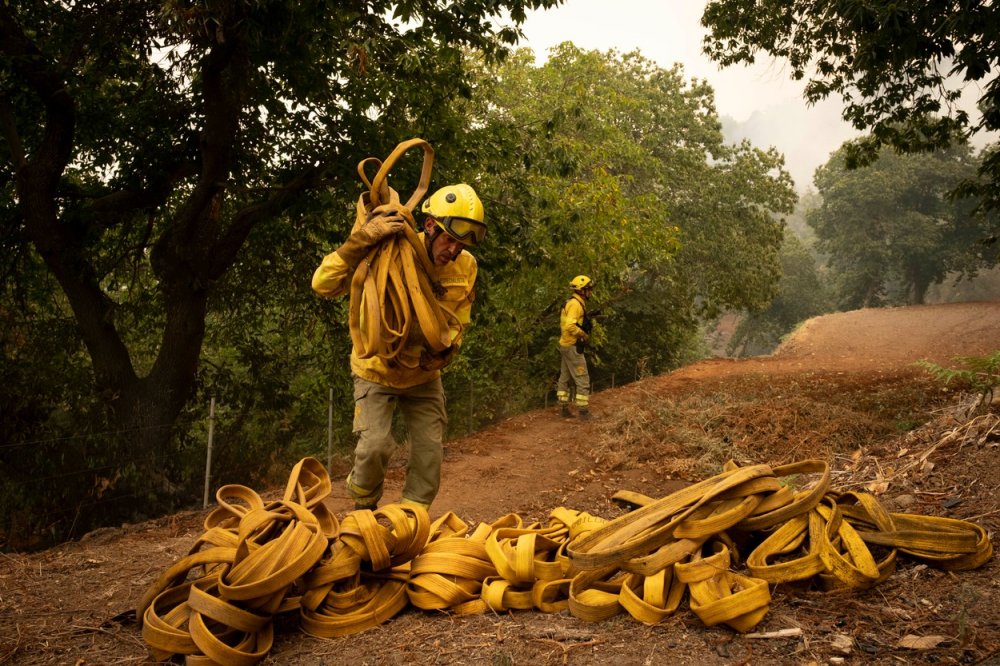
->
xmin=867 ymin=512 xmax=993 ymax=570
xmin=301 ymin=502 xmax=427 ymax=636
xmin=815 ymin=497 xmax=882 ymax=589
xmin=672 ymin=494 xmax=763 ymax=539
xmin=300 ymin=566 xmax=412 ymax=638
xmin=532 ymin=577 xmax=574 ymax=613
xmin=356 ymin=157 xmax=390 ymax=210
xmin=819 ymin=491 xmax=898 ymax=589
xmin=485 ymin=525 xmax=569 ymax=584
xmin=735 ymin=459 xmax=831 ymax=532
xmin=204 ymin=483 xmax=268 ymax=531
xmin=619 ymin=566 xmax=686 ymax=624
xmin=567 ymin=463 xmax=774 ymax=572
xmin=338 ymin=503 xmax=430 ymax=571
xmin=482 ymin=575 xmax=536 ymax=611
xmin=282 ymin=457 xmax=339 ymax=537
xmin=676 ymin=540 xmax=772 ymax=633
xmin=138 ymin=461 xmax=338 ymax=663
xmin=426 ymin=511 xmax=472 ymax=541
xmin=141 ymin=579 xmax=217 ymax=662
xmin=407 ymin=512 xmax=496 ymax=612
xmin=348 ymin=138 xmax=456 ymax=367
xmin=367 ymin=138 xmax=435 ymax=212
xmin=300 ymin=540 xmax=363 ymax=612
xmin=745 ymin=511 xmax=826 ymax=584
xmin=568 ymin=564 xmax=626 ymax=622
xmin=138 ymin=546 xmax=238 ymax=623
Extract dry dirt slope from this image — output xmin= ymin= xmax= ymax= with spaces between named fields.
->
xmin=1 ymin=301 xmax=999 ymax=666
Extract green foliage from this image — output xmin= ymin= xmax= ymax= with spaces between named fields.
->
xmin=915 ymin=351 xmax=1000 ymax=411
xmin=728 ymin=229 xmax=833 ymax=356
xmin=701 ymin=0 xmax=1000 ymax=226
xmin=445 ymin=44 xmax=794 ymax=416
xmin=808 ymin=143 xmax=998 ymax=308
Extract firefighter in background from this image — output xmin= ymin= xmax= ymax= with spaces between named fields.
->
xmin=312 ymin=184 xmax=485 ymax=510
xmin=557 ymin=275 xmax=594 ymax=420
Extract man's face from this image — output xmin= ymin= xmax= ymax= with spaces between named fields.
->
xmin=424 ymin=218 xmax=467 ymax=266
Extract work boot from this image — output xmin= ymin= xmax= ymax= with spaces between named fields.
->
xmin=560 ymin=403 xmax=572 ymax=418
xmin=578 ymin=409 xmax=592 ymax=421
xmin=354 ymin=501 xmax=377 ymax=511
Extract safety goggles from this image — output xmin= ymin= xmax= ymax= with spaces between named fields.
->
xmin=433 ymin=215 xmax=487 ymax=245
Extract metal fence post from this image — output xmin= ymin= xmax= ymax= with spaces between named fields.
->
xmin=468 ymin=380 xmax=474 ymax=435
xmin=203 ymin=396 xmax=215 ymax=508
xmin=327 ymin=387 xmax=334 ymax=471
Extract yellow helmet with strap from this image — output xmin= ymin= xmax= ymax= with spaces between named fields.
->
xmin=420 ymin=184 xmax=486 ymax=245
xmin=570 ymin=275 xmax=593 ymax=292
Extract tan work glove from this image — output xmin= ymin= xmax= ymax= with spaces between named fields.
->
xmin=335 ymin=213 xmax=407 ymax=268
xmin=419 ymin=345 xmax=456 ymax=371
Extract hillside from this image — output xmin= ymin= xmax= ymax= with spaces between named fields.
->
xmin=2 ymin=301 xmax=999 ymax=665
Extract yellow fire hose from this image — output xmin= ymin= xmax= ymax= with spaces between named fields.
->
xmin=348 ymin=139 xmax=455 ymax=367
xmin=137 ymin=456 xmax=993 ymax=664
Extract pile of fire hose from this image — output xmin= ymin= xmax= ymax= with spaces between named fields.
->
xmin=137 ymin=456 xmax=992 ymax=664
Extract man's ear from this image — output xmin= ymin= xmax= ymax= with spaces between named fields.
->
xmin=423 ymin=217 xmax=436 ymax=234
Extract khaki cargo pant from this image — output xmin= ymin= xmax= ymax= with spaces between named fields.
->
xmin=346 ymin=375 xmax=447 ymax=508
xmin=556 ymin=344 xmax=590 ymax=408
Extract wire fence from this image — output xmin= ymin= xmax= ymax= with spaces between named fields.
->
xmin=2 ymin=368 xmax=631 ymax=549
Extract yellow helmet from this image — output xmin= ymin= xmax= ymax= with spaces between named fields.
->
xmin=420 ymin=183 xmax=486 ymax=245
xmin=570 ymin=275 xmax=593 ymax=292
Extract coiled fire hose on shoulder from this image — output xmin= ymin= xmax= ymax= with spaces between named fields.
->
xmin=348 ymin=138 xmax=455 ymax=367
xmin=137 ymin=456 xmax=993 ymax=664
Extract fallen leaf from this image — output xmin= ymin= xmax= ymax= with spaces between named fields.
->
xmin=866 ymin=469 xmax=889 ymax=494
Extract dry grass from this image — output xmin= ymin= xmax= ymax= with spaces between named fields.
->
xmin=594 ymin=370 xmax=953 ymax=481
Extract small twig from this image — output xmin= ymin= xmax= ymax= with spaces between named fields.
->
xmin=961 ymin=507 xmax=1000 ymax=522
xmin=531 ymin=637 xmax=605 ymax=665
xmin=742 ymin=627 xmax=803 ymax=639
xmin=69 ymin=624 xmax=124 ymax=638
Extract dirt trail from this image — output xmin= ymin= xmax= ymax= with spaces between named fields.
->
xmin=417 ymin=301 xmax=1000 ymax=523
xmin=2 ymin=300 xmax=999 ymax=666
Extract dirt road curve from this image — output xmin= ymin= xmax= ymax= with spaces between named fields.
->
xmin=774 ymin=301 xmax=1000 ymax=366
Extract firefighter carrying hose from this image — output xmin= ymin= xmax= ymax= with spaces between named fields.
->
xmin=556 ymin=275 xmax=594 ymax=420
xmin=312 ymin=183 xmax=485 ymax=510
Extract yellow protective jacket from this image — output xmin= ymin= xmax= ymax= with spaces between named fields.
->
xmin=312 ymin=232 xmax=477 ymax=388
xmin=559 ymin=294 xmax=588 ymax=347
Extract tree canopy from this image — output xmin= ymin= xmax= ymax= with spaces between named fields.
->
xmin=701 ymin=0 xmax=1000 ymax=230
xmin=447 ymin=44 xmax=794 ymax=399
xmin=0 ymin=0 xmax=564 ymax=451
xmin=808 ymin=143 xmax=996 ymax=308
